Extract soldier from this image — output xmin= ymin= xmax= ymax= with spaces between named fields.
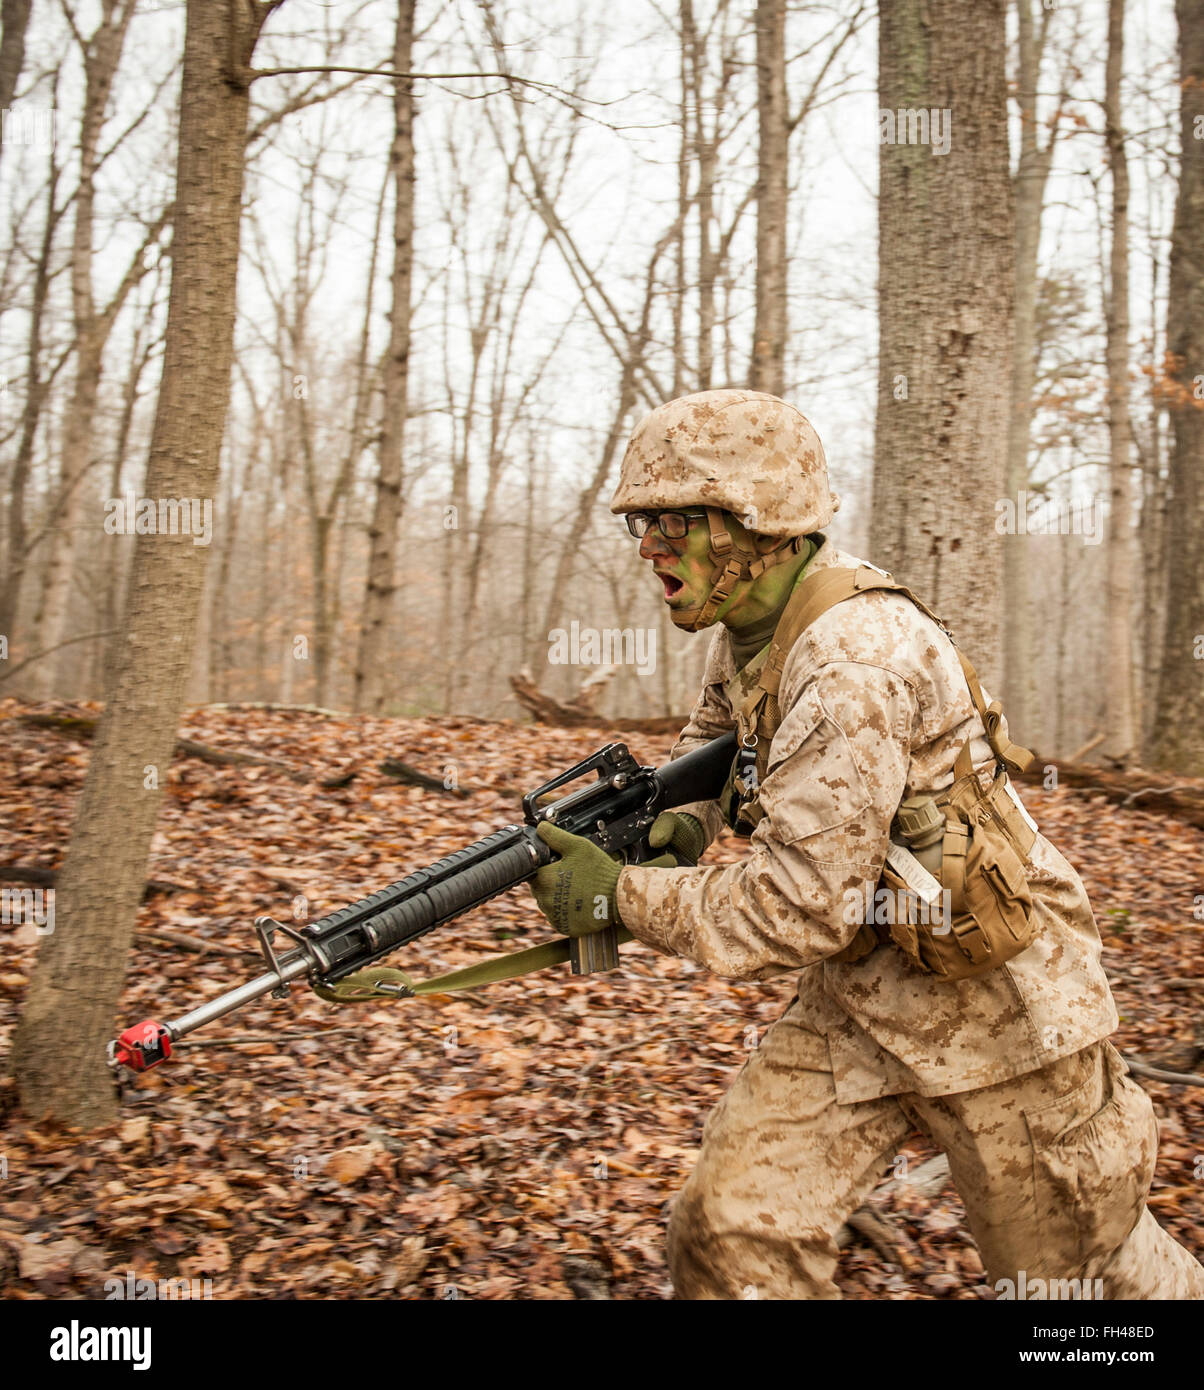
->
xmin=529 ymin=388 xmax=1204 ymax=1301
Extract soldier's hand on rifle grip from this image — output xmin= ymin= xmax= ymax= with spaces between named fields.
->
xmin=648 ymin=811 xmax=706 ymax=867
xmin=531 ymin=822 xmax=634 ymax=937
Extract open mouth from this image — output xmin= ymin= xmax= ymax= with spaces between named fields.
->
xmin=657 ymin=571 xmax=684 ymax=599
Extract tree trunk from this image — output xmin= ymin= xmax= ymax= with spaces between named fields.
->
xmin=0 ymin=151 xmax=60 ymax=666
xmin=1150 ymin=0 xmax=1204 ymax=773
xmin=1102 ymin=0 xmax=1137 ymax=763
xmin=11 ymin=0 xmax=278 ymax=1128
xmin=682 ymin=0 xmax=717 ymax=391
xmin=0 ymin=0 xmax=32 ymax=161
xmin=870 ymin=0 xmax=1014 ymax=687
xmin=749 ymin=0 xmax=787 ymax=395
xmin=353 ymin=0 xmax=415 ymax=715
xmin=1003 ymin=0 xmax=1055 ymax=745
xmin=37 ymin=1 xmax=139 ymax=698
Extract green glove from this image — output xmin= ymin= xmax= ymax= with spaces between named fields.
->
xmin=531 ymin=820 xmax=686 ymax=936
xmin=532 ymin=822 xmax=626 ymax=936
xmin=648 ymin=811 xmax=706 ymax=866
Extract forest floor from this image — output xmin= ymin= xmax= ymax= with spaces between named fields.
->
xmin=1 ymin=698 xmax=1201 ymax=1300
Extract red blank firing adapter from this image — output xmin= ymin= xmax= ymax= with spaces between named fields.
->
xmin=112 ymin=1020 xmax=173 ymax=1072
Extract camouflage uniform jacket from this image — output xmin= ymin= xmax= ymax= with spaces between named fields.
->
xmin=615 ymin=539 xmax=1119 ymax=1102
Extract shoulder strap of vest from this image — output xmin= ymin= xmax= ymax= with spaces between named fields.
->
xmin=742 ymin=564 xmax=1033 ymax=776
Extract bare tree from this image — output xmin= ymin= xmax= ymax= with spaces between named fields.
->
xmin=354 ymin=0 xmax=415 ymax=715
xmin=1003 ymin=0 xmax=1072 ymax=742
xmin=0 ymin=142 xmax=66 ymax=664
xmin=12 ymin=0 xmax=284 ymax=1128
xmin=749 ymin=0 xmax=786 ymax=394
xmin=34 ymin=0 xmax=171 ymax=697
xmin=1101 ymin=0 xmax=1138 ymax=762
xmin=0 ymin=0 xmax=33 ymax=160
xmin=1150 ymin=0 xmax=1204 ymax=774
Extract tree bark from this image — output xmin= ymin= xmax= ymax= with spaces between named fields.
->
xmin=0 ymin=0 xmax=33 ymax=146
xmin=1102 ymin=0 xmax=1137 ymax=763
xmin=1003 ymin=0 xmax=1057 ymax=745
xmin=0 ymin=150 xmax=61 ymax=663
xmin=353 ymin=0 xmax=415 ymax=715
xmin=749 ymin=0 xmax=787 ymax=395
xmin=1150 ymin=0 xmax=1204 ymax=773
xmin=11 ymin=0 xmax=279 ymax=1128
xmin=36 ymin=1 xmax=140 ymax=698
xmin=871 ymin=0 xmax=1014 ymax=687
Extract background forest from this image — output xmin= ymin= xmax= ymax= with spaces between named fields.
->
xmin=1 ymin=0 xmax=1200 ymax=759
xmin=0 ymin=0 xmax=1202 ymax=1306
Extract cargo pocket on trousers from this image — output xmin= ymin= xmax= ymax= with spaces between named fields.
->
xmin=1023 ymin=1043 xmax=1158 ymax=1268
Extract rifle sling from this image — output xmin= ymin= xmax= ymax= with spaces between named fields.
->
xmin=318 ymin=929 xmax=636 ymax=1002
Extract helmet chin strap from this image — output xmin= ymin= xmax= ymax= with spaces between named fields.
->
xmin=673 ymin=508 xmax=802 ymax=633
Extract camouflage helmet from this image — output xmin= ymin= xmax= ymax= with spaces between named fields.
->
xmin=609 ymin=389 xmax=839 ymax=536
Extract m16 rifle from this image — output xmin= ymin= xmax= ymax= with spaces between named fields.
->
xmin=109 ymin=730 xmax=737 ymax=1072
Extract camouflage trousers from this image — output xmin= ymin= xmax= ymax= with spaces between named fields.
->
xmin=668 ymin=1000 xmax=1204 ymax=1300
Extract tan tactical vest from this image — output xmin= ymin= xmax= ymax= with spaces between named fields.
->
xmin=722 ymin=564 xmax=1040 ymax=981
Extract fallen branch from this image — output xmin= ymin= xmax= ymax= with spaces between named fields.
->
xmin=834 ymin=1153 xmax=954 ymax=1264
xmin=1067 ymin=731 xmax=1106 ymax=764
xmin=507 ymin=673 xmax=689 ymax=736
xmin=1122 ymin=1056 xmax=1204 ymax=1087
xmin=1017 ymin=756 xmax=1204 ymax=830
xmin=837 ymin=1206 xmax=919 ymax=1270
xmin=172 ymin=737 xmax=311 ymax=783
xmin=509 ymin=667 xmax=615 ymax=727
xmin=0 ymin=862 xmax=194 ymax=898
xmin=140 ymin=928 xmax=254 ymax=958
xmin=18 ymin=713 xmax=340 ymax=786
xmin=245 ymin=865 xmax=324 ymax=895
xmin=197 ymin=702 xmax=351 ymax=719
xmin=379 ymin=758 xmax=472 ymax=796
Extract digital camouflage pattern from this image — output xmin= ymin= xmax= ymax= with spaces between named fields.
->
xmin=618 ymin=533 xmax=1204 ymax=1298
xmin=668 ymin=1032 xmax=1204 ymax=1299
xmin=617 ymin=538 xmax=1120 ymax=1102
xmin=610 ymin=389 xmax=840 ymax=536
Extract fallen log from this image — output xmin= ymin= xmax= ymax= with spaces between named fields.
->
xmin=379 ymin=758 xmax=472 ymax=796
xmin=19 ymin=713 xmax=348 ymax=787
xmin=508 ymin=670 xmax=689 ymax=736
xmin=1016 ymin=756 xmax=1204 ymax=831
xmin=509 ymin=667 xmax=615 ymax=727
xmin=0 ymin=862 xmax=194 ymax=898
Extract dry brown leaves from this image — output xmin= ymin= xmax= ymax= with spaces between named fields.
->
xmin=0 ymin=698 xmax=1200 ymax=1300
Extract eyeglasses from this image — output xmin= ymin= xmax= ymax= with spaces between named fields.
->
xmin=624 ymin=510 xmax=708 ymax=540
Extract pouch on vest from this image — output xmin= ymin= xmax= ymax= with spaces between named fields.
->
xmin=724 ymin=562 xmax=1038 ymax=981
xmin=877 ymin=745 xmax=1037 ymax=980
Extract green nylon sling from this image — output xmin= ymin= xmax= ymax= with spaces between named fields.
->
xmin=313 ymin=928 xmax=637 ymax=1003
